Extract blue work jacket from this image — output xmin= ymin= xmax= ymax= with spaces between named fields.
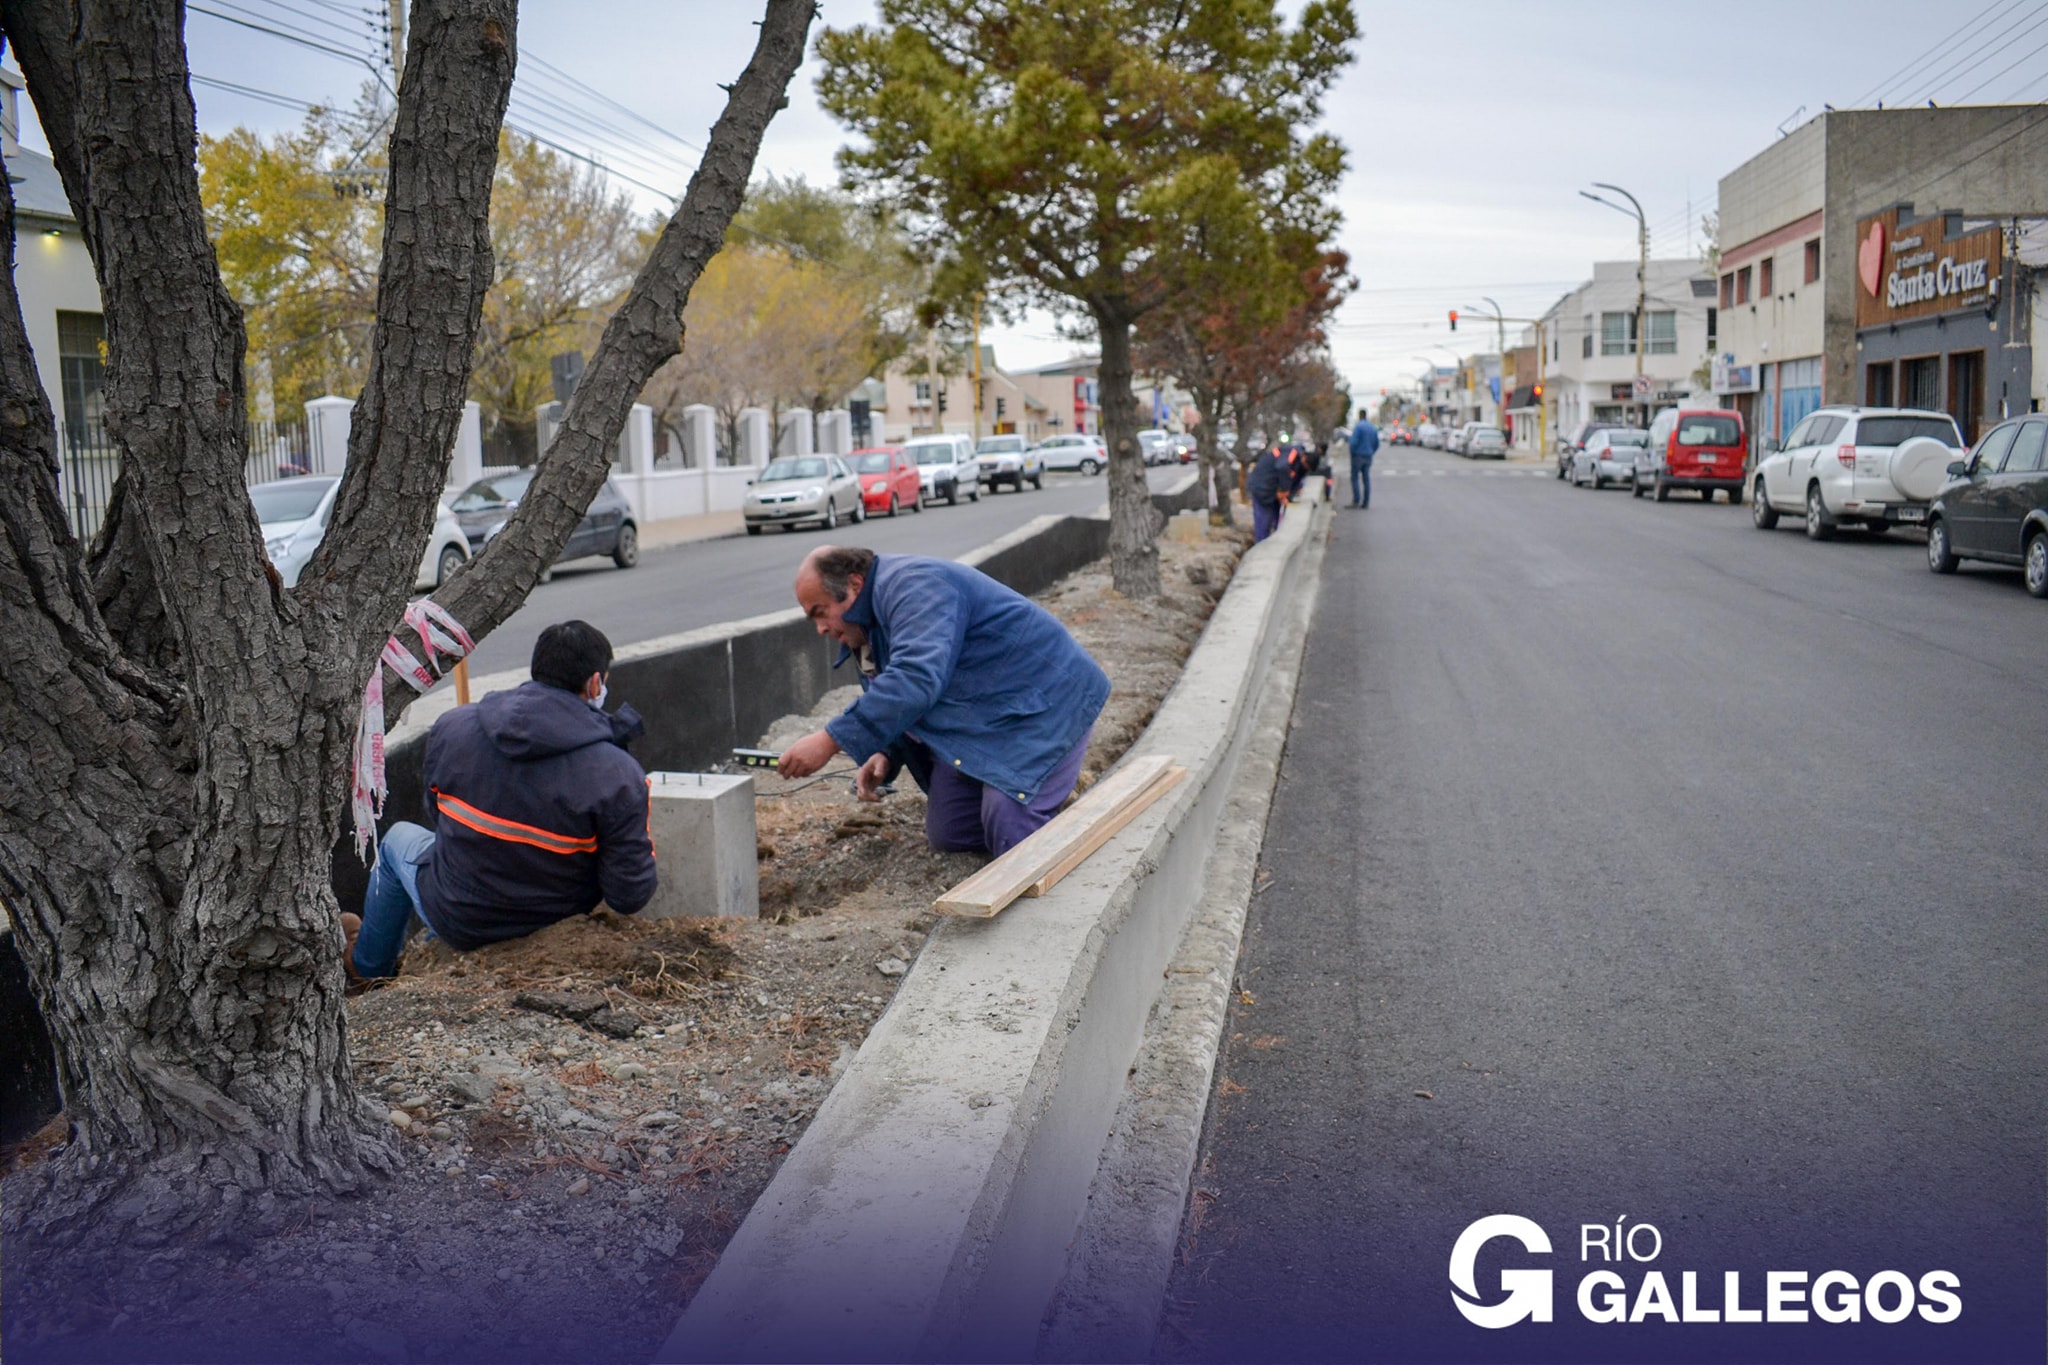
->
xmin=824 ymin=555 xmax=1110 ymax=804
xmin=1349 ymin=420 xmax=1381 ymax=461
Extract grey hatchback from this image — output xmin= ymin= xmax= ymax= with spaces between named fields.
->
xmin=1926 ymin=416 xmax=2048 ymax=597
xmin=450 ymin=468 xmax=639 ymax=575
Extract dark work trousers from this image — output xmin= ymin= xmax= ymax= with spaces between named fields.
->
xmin=900 ymin=731 xmax=1092 ymax=858
xmin=1252 ymin=498 xmax=1283 ymax=542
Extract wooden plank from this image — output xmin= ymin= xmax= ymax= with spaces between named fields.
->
xmin=1024 ymin=764 xmax=1185 ymax=898
xmin=933 ymin=754 xmax=1177 ymax=918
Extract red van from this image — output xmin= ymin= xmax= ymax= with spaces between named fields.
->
xmin=1634 ymin=408 xmax=1747 ymax=503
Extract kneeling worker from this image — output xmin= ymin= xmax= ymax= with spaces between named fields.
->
xmin=347 ymin=620 xmax=657 ymax=979
xmin=777 ymin=546 xmax=1110 ymax=858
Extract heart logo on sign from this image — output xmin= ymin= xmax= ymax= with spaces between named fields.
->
xmin=1858 ymin=221 xmax=1885 ymax=297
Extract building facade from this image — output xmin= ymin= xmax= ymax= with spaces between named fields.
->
xmin=1539 ymin=259 xmax=1717 ymax=444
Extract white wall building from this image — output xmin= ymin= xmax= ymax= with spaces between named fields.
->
xmin=1540 ymin=258 xmax=1717 ymax=440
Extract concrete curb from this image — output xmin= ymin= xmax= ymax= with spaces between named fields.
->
xmin=1039 ymin=507 xmax=1330 ymax=1361
xmin=658 ymin=492 xmax=1329 ymax=1363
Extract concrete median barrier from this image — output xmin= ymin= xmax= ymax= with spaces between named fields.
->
xmin=657 ymin=488 xmax=1328 ymax=1363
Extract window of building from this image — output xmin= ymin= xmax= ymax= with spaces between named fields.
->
xmin=1735 ymin=267 xmax=1752 ymax=305
xmin=914 ymin=380 xmax=932 ymax=402
xmin=1601 ymin=312 xmax=1636 ymax=356
xmin=1804 ymin=239 xmax=1821 ymax=284
xmin=1719 ymin=273 xmax=1734 ymax=308
xmin=1899 ymin=355 xmax=1940 ymax=411
xmin=1759 ymin=257 xmax=1774 ymax=296
xmin=1582 ymin=316 xmax=1593 ymax=359
xmin=1706 ymin=307 xmax=1718 ymax=350
xmin=57 ymin=311 xmax=106 ymax=443
xmin=1646 ymin=311 xmax=1677 ymax=355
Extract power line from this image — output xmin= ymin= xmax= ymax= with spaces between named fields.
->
xmin=1892 ymin=1 xmax=2048 ymax=105
xmin=1847 ymin=0 xmax=2022 ymax=106
xmin=1949 ymin=31 xmax=2048 ymax=103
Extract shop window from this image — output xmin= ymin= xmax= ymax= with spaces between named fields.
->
xmin=1804 ymin=239 xmax=1821 ymax=284
xmin=1601 ymin=312 xmax=1635 ymax=356
xmin=1736 ymin=267 xmax=1752 ymax=305
xmin=1759 ymin=258 xmax=1774 ymax=296
xmin=1901 ymin=355 xmax=1940 ymax=411
xmin=1646 ymin=311 xmax=1677 ymax=355
xmin=1719 ymin=273 xmax=1734 ymax=308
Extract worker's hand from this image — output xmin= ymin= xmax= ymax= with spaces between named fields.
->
xmin=777 ymin=729 xmax=840 ymax=780
xmin=854 ymin=752 xmax=892 ymax=802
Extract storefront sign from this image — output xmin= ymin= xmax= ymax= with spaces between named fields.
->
xmin=1711 ymin=354 xmax=1756 ymax=393
xmin=1854 ymin=205 xmax=2001 ymax=328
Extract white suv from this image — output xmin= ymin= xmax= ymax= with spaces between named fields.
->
xmin=1751 ymin=406 xmax=1964 ymax=539
xmin=1034 ymin=433 xmax=1107 ymax=475
xmin=973 ymin=434 xmax=1044 ymax=492
xmin=901 ymin=434 xmax=979 ymax=506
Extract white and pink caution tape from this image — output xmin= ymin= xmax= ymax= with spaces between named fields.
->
xmin=350 ymin=599 xmax=476 ymax=861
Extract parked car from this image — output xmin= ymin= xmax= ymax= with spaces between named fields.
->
xmin=1446 ymin=424 xmax=1472 ymax=455
xmin=1634 ymin=408 xmax=1747 ymax=502
xmin=255 ymin=475 xmax=470 ymax=590
xmin=1925 ymin=415 xmax=2048 ymax=597
xmin=1388 ymin=426 xmax=1416 ymax=446
xmin=848 ymin=446 xmax=924 ymax=517
xmin=900 ymin=434 xmax=979 ymax=504
xmin=1034 ymin=433 xmax=1108 ymax=475
xmin=449 ymin=467 xmax=638 ymax=575
xmin=1749 ymin=406 xmax=1963 ymax=540
xmin=1136 ymin=428 xmax=1175 ymax=466
xmin=1418 ymin=422 xmax=1444 ymax=449
xmin=741 ymin=455 xmax=865 ymax=534
xmin=974 ymin=434 xmax=1044 ymax=492
xmin=1571 ymin=428 xmax=1650 ymax=488
xmin=1465 ymin=426 xmax=1507 ymax=459
xmin=1557 ymin=420 xmax=1629 ymax=479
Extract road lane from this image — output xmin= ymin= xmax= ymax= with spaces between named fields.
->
xmin=458 ymin=465 xmax=1184 ymax=675
xmin=1159 ymin=446 xmax=2046 ymax=1362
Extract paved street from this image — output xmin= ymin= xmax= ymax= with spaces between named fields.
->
xmin=458 ymin=465 xmax=1185 ymax=676
xmin=1161 ymin=446 xmax=2047 ymax=1362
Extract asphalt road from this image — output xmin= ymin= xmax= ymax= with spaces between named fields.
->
xmin=1159 ymin=446 xmax=2046 ymax=1363
xmin=459 ymin=465 xmax=1186 ymax=676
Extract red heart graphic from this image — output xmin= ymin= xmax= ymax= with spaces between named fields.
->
xmin=1858 ymin=221 xmax=1885 ymax=298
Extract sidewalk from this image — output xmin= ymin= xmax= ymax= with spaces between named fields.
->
xmin=636 ymin=508 xmax=744 ymax=550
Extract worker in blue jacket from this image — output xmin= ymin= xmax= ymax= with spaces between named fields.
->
xmin=777 ymin=546 xmax=1110 ymax=858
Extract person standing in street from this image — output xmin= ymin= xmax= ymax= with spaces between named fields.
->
xmin=1347 ymin=408 xmax=1380 ymax=508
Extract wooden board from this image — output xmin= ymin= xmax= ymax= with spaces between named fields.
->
xmin=1024 ymin=765 xmax=1185 ymax=898
xmin=933 ymin=754 xmax=1179 ymax=918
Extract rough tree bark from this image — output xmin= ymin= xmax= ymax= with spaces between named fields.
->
xmin=0 ymin=0 xmax=812 ymax=1248
xmin=1092 ymin=300 xmax=1162 ymax=601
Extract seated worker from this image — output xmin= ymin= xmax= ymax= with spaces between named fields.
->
xmin=344 ymin=620 xmax=657 ymax=980
xmin=776 ymin=546 xmax=1110 ymax=859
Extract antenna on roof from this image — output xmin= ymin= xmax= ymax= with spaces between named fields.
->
xmin=1775 ymin=105 xmax=1807 ymax=138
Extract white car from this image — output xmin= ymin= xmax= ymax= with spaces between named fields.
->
xmin=901 ymin=434 xmax=979 ymax=505
xmin=1034 ymin=433 xmax=1108 ymax=475
xmin=742 ymin=455 xmax=865 ymax=533
xmin=253 ymin=474 xmax=469 ymax=590
xmin=1571 ymin=428 xmax=1650 ymax=488
xmin=1418 ymin=422 xmax=1445 ymax=449
xmin=1136 ymin=428 xmax=1174 ymax=466
xmin=1750 ymin=406 xmax=1964 ymax=539
xmin=973 ymin=434 xmax=1044 ymax=492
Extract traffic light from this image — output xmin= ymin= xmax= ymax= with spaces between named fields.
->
xmin=995 ymin=396 xmax=1006 ymax=418
xmin=1449 ymin=309 xmax=1458 ymax=332
xmin=937 ymin=386 xmax=948 ymax=414
xmin=1533 ymin=383 xmax=1544 ymax=399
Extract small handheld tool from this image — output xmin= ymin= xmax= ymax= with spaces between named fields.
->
xmin=731 ymin=748 xmax=781 ymax=770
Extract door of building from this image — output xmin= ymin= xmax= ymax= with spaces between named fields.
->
xmin=1902 ymin=355 xmax=1940 ymax=410
xmin=1947 ymin=350 xmax=1984 ymax=445
xmin=1864 ymin=361 xmax=1894 ymax=407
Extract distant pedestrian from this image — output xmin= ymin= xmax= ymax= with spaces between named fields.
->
xmin=1246 ymin=441 xmax=1295 ymax=541
xmin=1347 ymin=408 xmax=1381 ymax=508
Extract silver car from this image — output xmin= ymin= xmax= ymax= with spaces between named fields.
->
xmin=1466 ymin=427 xmax=1507 ymax=459
xmin=1571 ymin=428 xmax=1649 ymax=488
xmin=1034 ymin=433 xmax=1108 ymax=475
xmin=743 ymin=456 xmax=866 ymax=533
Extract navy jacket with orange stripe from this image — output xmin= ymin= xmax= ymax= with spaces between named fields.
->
xmin=417 ymin=680 xmax=657 ymax=950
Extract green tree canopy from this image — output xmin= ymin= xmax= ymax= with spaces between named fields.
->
xmin=818 ymin=0 xmax=1356 ymax=595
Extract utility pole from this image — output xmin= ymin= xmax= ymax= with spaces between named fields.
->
xmin=971 ymin=293 xmax=983 ymax=442
xmin=1583 ymin=182 xmax=1649 ymax=424
xmin=387 ymin=0 xmax=406 ymax=83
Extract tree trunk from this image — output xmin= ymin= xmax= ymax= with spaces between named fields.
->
xmin=1092 ymin=301 xmax=1160 ymax=599
xmin=0 ymin=0 xmax=813 ymax=1249
xmin=1193 ymin=384 xmax=1234 ymax=527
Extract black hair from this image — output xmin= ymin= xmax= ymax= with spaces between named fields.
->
xmin=1358 ymin=408 xmax=1370 ymax=420
xmin=531 ymin=620 xmax=613 ymax=693
xmin=811 ymin=546 xmax=877 ymax=602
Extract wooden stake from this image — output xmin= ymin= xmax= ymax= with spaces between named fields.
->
xmin=453 ymin=658 xmax=471 ymax=706
xmin=933 ymin=754 xmax=1181 ymax=919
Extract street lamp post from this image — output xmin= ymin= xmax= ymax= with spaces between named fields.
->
xmin=1581 ymin=182 xmax=1648 ymax=424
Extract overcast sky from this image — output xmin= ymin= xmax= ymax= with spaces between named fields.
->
xmin=14 ymin=1 xmax=2048 ymax=402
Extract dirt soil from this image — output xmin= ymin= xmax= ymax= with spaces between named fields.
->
xmin=3 ymin=525 xmax=1247 ymax=1364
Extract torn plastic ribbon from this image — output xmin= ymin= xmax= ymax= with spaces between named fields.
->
xmin=350 ymin=600 xmax=477 ymax=862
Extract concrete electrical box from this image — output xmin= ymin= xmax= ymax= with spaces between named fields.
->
xmin=642 ymin=772 xmax=759 ymax=920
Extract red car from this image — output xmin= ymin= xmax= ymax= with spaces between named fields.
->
xmin=849 ymin=446 xmax=925 ymax=517
xmin=1635 ymin=407 xmax=1747 ymax=502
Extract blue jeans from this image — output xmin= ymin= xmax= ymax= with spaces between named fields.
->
xmin=354 ymin=821 xmax=436 ymax=978
xmin=1351 ymin=459 xmax=1371 ymax=507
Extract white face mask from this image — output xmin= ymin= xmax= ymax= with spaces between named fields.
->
xmin=591 ymin=680 xmax=608 ymax=710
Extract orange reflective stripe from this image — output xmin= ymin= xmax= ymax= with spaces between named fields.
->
xmin=433 ymin=789 xmax=598 ymax=856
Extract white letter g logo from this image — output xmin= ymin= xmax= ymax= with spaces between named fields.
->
xmin=1449 ymin=1214 xmax=1554 ymax=1328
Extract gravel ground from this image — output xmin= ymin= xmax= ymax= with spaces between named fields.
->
xmin=2 ymin=528 xmax=1247 ymax=1364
